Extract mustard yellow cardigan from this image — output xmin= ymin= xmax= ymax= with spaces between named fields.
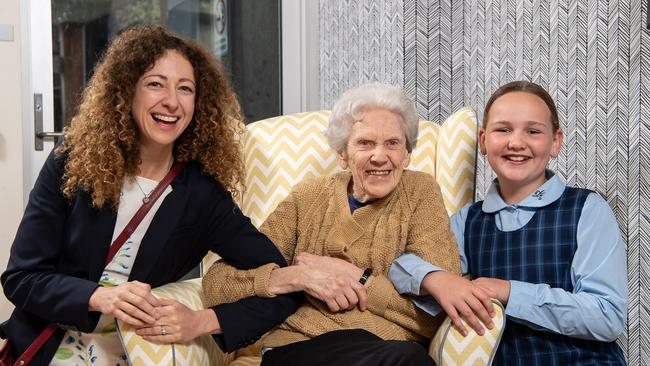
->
xmin=203 ymin=170 xmax=461 ymax=348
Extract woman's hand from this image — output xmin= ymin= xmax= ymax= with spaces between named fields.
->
xmin=88 ymin=281 xmax=161 ymax=327
xmin=421 ymin=271 xmax=497 ymax=336
xmin=136 ymin=299 xmax=221 ymax=344
xmin=472 ymin=277 xmax=511 ymax=305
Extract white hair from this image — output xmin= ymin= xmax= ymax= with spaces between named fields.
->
xmin=326 ymin=83 xmax=419 ymax=153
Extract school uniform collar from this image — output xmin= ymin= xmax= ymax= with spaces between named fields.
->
xmin=482 ymin=170 xmax=566 ymax=213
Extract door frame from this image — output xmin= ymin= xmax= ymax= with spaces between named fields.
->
xmin=281 ymin=0 xmax=320 ymax=114
xmin=20 ymin=0 xmax=56 ymax=203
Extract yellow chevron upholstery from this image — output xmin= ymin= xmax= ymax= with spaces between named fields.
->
xmin=116 ymin=279 xmax=221 ymax=365
xmin=435 ymin=107 xmax=478 ymax=215
xmin=240 ymin=111 xmax=339 ymax=228
xmin=430 ymin=300 xmax=506 ymax=366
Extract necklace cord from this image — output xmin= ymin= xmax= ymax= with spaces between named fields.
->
xmin=134 ymin=158 xmax=175 ymax=203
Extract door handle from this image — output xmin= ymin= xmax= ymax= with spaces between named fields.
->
xmin=34 ymin=93 xmax=63 ymax=151
xmin=36 ymin=131 xmax=64 ymax=139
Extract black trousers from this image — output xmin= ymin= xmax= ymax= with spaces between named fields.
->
xmin=260 ymin=329 xmax=434 ymax=366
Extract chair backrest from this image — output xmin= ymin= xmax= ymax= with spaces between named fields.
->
xmin=240 ymin=107 xmax=477 ymax=226
xmin=202 ymin=108 xmax=478 ymax=272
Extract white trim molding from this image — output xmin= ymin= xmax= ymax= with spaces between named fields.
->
xmin=281 ymin=0 xmax=320 ymax=114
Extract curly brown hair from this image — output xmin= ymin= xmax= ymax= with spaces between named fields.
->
xmin=57 ymin=25 xmax=245 ymax=208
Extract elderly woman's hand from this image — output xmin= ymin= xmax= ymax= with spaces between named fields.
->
xmin=267 ymin=253 xmax=368 ymax=312
xmin=88 ymin=280 xmax=161 ymax=327
xmin=135 ymin=299 xmax=222 ymax=343
xmin=293 ymin=252 xmax=363 ymax=280
xmin=292 ymin=253 xmax=367 ymax=312
xmin=296 ymin=263 xmax=367 ymax=312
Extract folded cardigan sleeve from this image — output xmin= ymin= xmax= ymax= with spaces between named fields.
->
xmin=202 ymin=185 xmax=302 ymax=307
xmin=203 ymin=262 xmax=278 ymax=305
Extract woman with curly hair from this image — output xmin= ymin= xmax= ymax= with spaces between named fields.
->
xmin=1 ymin=25 xmax=300 ymax=365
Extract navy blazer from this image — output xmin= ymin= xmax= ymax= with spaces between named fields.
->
xmin=1 ymin=150 xmax=301 ymax=365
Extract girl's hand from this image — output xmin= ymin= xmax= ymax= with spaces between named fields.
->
xmin=136 ymin=299 xmax=221 ymax=343
xmin=422 ymin=271 xmax=497 ymax=336
xmin=88 ymin=281 xmax=161 ymax=327
xmin=472 ymin=277 xmax=511 ymax=305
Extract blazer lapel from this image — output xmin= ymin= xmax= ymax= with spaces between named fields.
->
xmin=129 ymin=174 xmax=188 ymax=283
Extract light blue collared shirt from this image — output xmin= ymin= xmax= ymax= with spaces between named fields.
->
xmin=389 ymin=172 xmax=628 ymax=342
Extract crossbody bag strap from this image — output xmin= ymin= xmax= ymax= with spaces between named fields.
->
xmin=13 ymin=324 xmax=57 ymax=366
xmin=14 ymin=162 xmax=184 ymax=366
xmin=105 ymin=161 xmax=184 ymax=266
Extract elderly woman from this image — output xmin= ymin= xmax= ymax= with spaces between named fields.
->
xmin=203 ymin=83 xmax=462 ymax=365
xmin=1 ymin=25 xmax=299 ymax=365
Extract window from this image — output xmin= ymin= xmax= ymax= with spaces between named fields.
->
xmin=51 ymin=0 xmax=280 ymax=130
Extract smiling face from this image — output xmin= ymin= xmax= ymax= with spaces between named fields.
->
xmin=131 ymin=49 xmax=196 ymax=156
xmin=339 ymin=108 xmax=411 ymax=202
xmin=479 ymin=91 xmax=563 ymax=203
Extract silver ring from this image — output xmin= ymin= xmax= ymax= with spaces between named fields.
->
xmin=161 ymin=325 xmax=166 ymax=336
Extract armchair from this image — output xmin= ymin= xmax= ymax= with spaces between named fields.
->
xmin=117 ymin=108 xmax=505 ymax=366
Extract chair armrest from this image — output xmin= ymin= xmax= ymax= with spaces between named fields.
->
xmin=116 ymin=279 xmax=224 ymax=365
xmin=429 ymin=299 xmax=505 ymax=366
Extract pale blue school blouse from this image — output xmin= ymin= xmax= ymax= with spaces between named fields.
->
xmin=389 ymin=172 xmax=627 ymax=342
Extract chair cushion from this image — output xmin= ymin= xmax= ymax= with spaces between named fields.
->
xmin=429 ymin=300 xmax=505 ymax=366
xmin=116 ymin=279 xmax=220 ymax=365
xmin=407 ymin=119 xmax=439 ymax=177
xmin=202 ymin=111 xmax=336 ymax=271
xmin=240 ymin=111 xmax=338 ymax=228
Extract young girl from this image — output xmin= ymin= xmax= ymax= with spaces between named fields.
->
xmin=389 ymin=81 xmax=627 ymax=365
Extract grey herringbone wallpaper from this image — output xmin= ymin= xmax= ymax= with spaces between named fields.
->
xmin=319 ymin=0 xmax=649 ymax=364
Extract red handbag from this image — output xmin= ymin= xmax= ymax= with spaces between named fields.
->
xmin=0 ymin=162 xmax=183 ymax=366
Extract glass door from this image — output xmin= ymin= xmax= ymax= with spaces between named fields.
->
xmin=26 ymin=0 xmax=281 ymax=189
xmin=50 ymin=0 xmax=230 ymax=131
